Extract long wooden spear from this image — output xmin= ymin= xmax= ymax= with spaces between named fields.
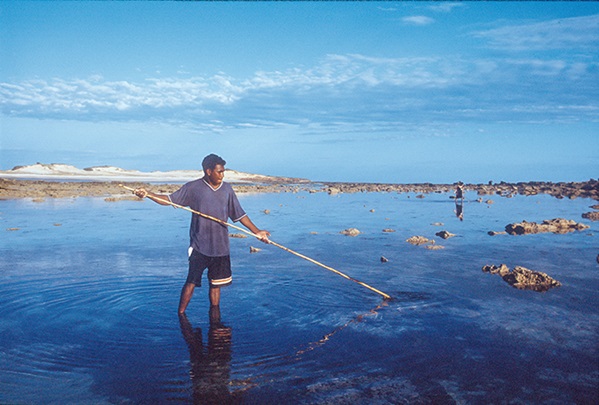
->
xmin=120 ymin=184 xmax=391 ymax=300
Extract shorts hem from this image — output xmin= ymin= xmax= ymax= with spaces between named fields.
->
xmin=210 ymin=276 xmax=233 ymax=287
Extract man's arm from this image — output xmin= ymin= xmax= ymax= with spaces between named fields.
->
xmin=134 ymin=188 xmax=171 ymax=206
xmin=239 ymin=216 xmax=270 ymax=243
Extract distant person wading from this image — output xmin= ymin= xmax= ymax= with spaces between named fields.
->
xmin=134 ymin=154 xmax=270 ymax=313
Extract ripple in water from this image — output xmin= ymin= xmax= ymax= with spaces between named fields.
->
xmin=1 ymin=194 xmax=597 ymax=403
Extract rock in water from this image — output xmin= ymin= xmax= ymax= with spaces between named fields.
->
xmin=340 ymin=228 xmax=361 ymax=236
xmin=505 ymin=218 xmax=590 ymax=235
xmin=406 ymin=236 xmax=432 ymax=245
xmin=482 ymin=264 xmax=511 ymax=277
xmin=435 ymin=230 xmax=455 ymax=239
xmin=482 ymin=264 xmax=561 ymax=292
xmin=582 ymin=211 xmax=599 ymax=221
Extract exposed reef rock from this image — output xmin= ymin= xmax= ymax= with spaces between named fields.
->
xmin=320 ymin=179 xmax=599 ymax=200
xmin=340 ymin=228 xmax=361 ymax=237
xmin=482 ymin=264 xmax=561 ymax=292
xmin=406 ymin=236 xmax=433 ymax=245
xmin=435 ymin=230 xmax=456 ymax=239
xmin=582 ymin=211 xmax=599 ymax=221
xmin=505 ymin=218 xmax=590 ymax=235
xmin=2 ymin=178 xmax=598 ymax=200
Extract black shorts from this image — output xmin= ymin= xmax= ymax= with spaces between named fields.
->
xmin=187 ymin=248 xmax=232 ymax=288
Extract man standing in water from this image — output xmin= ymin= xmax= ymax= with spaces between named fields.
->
xmin=134 ymin=154 xmax=270 ymax=314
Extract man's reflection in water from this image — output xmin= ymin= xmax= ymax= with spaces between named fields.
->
xmin=179 ymin=307 xmax=235 ymax=404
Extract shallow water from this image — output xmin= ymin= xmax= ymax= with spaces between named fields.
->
xmin=1 ymin=191 xmax=598 ymax=404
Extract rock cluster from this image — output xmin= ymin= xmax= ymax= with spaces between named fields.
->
xmin=505 ymin=218 xmax=590 ymax=235
xmin=405 ymin=236 xmax=444 ymax=249
xmin=582 ymin=211 xmax=599 ymax=221
xmin=2 ymin=178 xmax=598 ymax=200
xmin=320 ymin=179 xmax=599 ymax=200
xmin=406 ymin=236 xmax=432 ymax=245
xmin=482 ymin=264 xmax=561 ymax=292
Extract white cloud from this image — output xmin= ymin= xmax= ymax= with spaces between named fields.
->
xmin=428 ymin=2 xmax=466 ymax=13
xmin=401 ymin=16 xmax=435 ymax=26
xmin=0 ymin=53 xmax=597 ymax=132
xmin=473 ymin=14 xmax=599 ymax=51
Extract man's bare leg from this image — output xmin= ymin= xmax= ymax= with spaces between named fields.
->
xmin=209 ymin=304 xmax=221 ymax=324
xmin=209 ymin=287 xmax=221 ymax=307
xmin=178 ymin=283 xmax=195 ymax=314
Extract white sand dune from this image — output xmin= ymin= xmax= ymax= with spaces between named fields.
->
xmin=0 ymin=163 xmax=277 ymax=183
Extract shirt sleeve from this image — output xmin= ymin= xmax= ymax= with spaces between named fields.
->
xmin=169 ymin=183 xmax=191 ymax=207
xmin=228 ymin=188 xmax=247 ymax=222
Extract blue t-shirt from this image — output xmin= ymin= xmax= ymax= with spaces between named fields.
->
xmin=169 ymin=179 xmax=246 ymax=257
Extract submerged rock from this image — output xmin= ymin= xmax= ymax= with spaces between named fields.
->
xmin=505 ymin=218 xmax=590 ymax=235
xmin=482 ymin=264 xmax=561 ymax=292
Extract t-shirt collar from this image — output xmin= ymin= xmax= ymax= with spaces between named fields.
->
xmin=203 ymin=178 xmax=223 ymax=191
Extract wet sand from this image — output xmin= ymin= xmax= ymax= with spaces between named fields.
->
xmin=1 ymin=177 xmax=597 ymax=201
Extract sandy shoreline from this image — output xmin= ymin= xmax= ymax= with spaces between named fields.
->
xmin=1 ymin=177 xmax=598 ymax=201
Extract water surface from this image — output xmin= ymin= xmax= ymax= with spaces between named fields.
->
xmin=1 ymin=191 xmax=597 ymax=403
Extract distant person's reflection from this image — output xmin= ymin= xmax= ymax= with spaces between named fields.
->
xmin=179 ymin=307 xmax=234 ymax=404
xmin=454 ymin=183 xmax=464 ymax=221
xmin=454 ymin=201 xmax=464 ymax=221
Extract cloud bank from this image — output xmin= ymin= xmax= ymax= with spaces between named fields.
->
xmin=1 ymin=14 xmax=597 ymax=134
xmin=473 ymin=14 xmax=599 ymax=51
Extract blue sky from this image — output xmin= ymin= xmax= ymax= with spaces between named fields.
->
xmin=1 ymin=1 xmax=598 ymax=183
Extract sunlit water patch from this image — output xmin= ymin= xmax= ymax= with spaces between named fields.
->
xmin=1 ymin=191 xmax=597 ymax=403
